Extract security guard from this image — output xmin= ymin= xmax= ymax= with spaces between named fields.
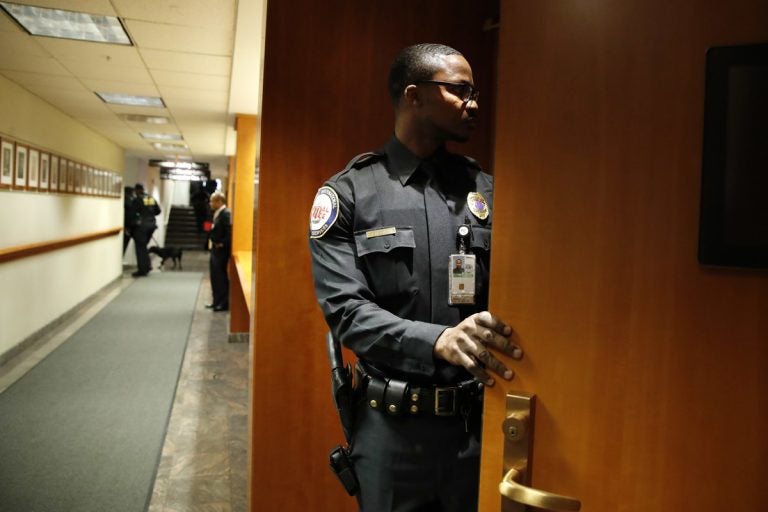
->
xmin=130 ymin=182 xmax=161 ymax=277
xmin=309 ymin=44 xmax=523 ymax=512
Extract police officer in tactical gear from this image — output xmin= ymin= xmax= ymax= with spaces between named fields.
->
xmin=309 ymin=43 xmax=523 ymax=512
xmin=130 ymin=183 xmax=161 ymax=277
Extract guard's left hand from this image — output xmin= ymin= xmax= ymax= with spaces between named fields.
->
xmin=433 ymin=311 xmax=523 ymax=386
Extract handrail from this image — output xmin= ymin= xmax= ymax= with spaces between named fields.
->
xmin=0 ymin=227 xmax=123 ymax=264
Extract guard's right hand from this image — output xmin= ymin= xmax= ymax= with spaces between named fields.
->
xmin=433 ymin=311 xmax=523 ymax=386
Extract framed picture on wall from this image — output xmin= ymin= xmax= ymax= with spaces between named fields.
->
xmin=14 ymin=144 xmax=27 ymax=189
xmin=0 ymin=138 xmax=13 ymax=188
xmin=74 ymin=162 xmax=82 ymax=194
xmin=50 ymin=155 xmax=59 ymax=192
xmin=58 ymin=158 xmax=68 ymax=193
xmin=40 ymin=152 xmax=49 ymax=190
xmin=67 ymin=160 xmax=75 ymax=192
xmin=28 ymin=147 xmax=39 ymax=190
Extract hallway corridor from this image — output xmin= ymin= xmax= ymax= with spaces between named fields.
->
xmin=0 ymin=251 xmax=248 ymax=512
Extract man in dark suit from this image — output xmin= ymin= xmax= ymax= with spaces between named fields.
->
xmin=206 ymin=191 xmax=231 ymax=311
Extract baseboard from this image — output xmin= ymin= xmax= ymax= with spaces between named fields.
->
xmin=227 ymin=332 xmax=249 ymax=344
xmin=0 ymin=276 xmax=125 ymax=369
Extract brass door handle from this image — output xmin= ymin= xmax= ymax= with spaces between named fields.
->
xmin=500 ymin=466 xmax=581 ymax=511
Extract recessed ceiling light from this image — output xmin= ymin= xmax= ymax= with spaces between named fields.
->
xmin=140 ymin=132 xmax=183 ymax=141
xmin=96 ymin=92 xmax=165 ymax=108
xmin=0 ymin=2 xmax=131 ymax=45
xmin=152 ymin=142 xmax=188 ymax=151
xmin=120 ymin=114 xmax=170 ymax=124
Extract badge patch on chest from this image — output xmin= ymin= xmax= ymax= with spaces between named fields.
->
xmin=309 ymin=186 xmax=339 ymax=239
xmin=467 ymin=192 xmax=489 ymax=220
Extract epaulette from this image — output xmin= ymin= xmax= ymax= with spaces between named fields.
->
xmin=344 ymin=151 xmax=384 ymax=171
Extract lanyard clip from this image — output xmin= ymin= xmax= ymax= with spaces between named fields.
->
xmin=456 ymin=224 xmax=471 ymax=254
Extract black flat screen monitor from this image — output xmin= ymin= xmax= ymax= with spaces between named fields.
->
xmin=698 ymin=42 xmax=768 ymax=269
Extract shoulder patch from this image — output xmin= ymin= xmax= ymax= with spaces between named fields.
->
xmin=309 ymin=186 xmax=340 ymax=239
xmin=344 ymin=151 xmax=384 ymax=171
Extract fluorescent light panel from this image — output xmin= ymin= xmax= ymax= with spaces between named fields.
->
xmin=152 ymin=142 xmax=188 ymax=151
xmin=0 ymin=2 xmax=131 ymax=45
xmin=140 ymin=132 xmax=183 ymax=141
xmin=96 ymin=92 xmax=165 ymax=108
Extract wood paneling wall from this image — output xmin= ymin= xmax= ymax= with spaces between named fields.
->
xmin=250 ymin=1 xmax=499 ymax=509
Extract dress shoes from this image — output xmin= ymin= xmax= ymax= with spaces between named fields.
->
xmin=132 ymin=271 xmax=148 ymax=277
xmin=205 ymin=303 xmax=215 ymax=308
xmin=213 ymin=305 xmax=229 ymax=312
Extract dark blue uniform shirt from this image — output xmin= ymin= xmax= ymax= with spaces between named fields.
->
xmin=309 ymin=136 xmax=493 ymax=385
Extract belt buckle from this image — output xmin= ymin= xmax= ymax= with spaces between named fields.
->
xmin=434 ymin=387 xmax=457 ymax=416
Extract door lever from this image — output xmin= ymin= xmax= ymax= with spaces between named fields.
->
xmin=500 ymin=466 xmax=581 ymax=511
xmin=500 ymin=392 xmax=581 ymax=511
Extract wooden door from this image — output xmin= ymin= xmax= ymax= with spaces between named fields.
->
xmin=478 ymin=1 xmax=768 ymax=511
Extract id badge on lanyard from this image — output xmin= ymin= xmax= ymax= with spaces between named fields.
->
xmin=448 ymin=224 xmax=476 ymax=305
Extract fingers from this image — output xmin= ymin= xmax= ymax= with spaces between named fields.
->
xmin=474 ymin=311 xmax=513 ymax=337
xmin=460 ymin=332 xmax=514 ymax=385
xmin=471 ymin=312 xmax=523 ymax=360
xmin=434 ymin=312 xmax=523 ymax=385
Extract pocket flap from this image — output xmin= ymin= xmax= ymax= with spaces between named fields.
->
xmin=355 ymin=227 xmax=415 ymax=256
xmin=470 ymin=226 xmax=491 ymax=251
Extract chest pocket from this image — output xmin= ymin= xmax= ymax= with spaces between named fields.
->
xmin=469 ymin=225 xmax=491 ymax=253
xmin=355 ymin=227 xmax=417 ymax=301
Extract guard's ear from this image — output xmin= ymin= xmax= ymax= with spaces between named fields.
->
xmin=403 ymin=84 xmax=420 ymax=106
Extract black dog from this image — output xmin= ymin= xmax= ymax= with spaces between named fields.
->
xmin=148 ymin=246 xmax=183 ymax=269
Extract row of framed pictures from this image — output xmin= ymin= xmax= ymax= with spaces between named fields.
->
xmin=0 ymin=136 xmax=123 ymax=198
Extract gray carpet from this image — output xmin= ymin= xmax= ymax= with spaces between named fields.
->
xmin=0 ymin=272 xmax=202 ymax=512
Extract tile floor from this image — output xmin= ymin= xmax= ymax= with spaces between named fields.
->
xmin=0 ymin=250 xmax=248 ymax=512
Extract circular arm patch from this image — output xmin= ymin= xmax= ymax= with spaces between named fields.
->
xmin=309 ymin=186 xmax=339 ymax=239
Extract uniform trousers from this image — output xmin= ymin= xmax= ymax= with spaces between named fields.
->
xmin=131 ymin=225 xmax=155 ymax=274
xmin=350 ymin=399 xmax=482 ymax=512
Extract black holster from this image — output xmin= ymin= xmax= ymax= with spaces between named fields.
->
xmin=326 ymin=332 xmax=359 ymax=496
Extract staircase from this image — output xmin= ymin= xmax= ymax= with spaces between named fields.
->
xmin=165 ymin=206 xmax=208 ymax=250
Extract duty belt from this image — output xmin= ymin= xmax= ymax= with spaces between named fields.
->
xmin=355 ymin=362 xmax=482 ymax=417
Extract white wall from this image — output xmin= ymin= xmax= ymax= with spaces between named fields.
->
xmin=0 ymin=75 xmax=124 ymax=360
xmin=0 ymin=192 xmax=122 ymax=357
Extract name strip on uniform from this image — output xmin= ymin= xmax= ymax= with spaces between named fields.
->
xmin=366 ymin=227 xmax=397 ymax=239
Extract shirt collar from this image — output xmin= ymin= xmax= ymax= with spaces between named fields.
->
xmin=383 ymin=135 xmax=448 ymax=186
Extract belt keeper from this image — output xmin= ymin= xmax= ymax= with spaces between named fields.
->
xmin=384 ymin=379 xmax=408 ymax=416
xmin=366 ymin=375 xmax=387 ymax=411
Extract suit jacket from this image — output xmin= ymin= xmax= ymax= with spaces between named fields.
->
xmin=209 ymin=207 xmax=232 ymax=255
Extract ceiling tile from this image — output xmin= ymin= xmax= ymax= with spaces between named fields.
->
xmin=0 ymin=53 xmax=71 ymax=75
xmin=63 ymin=60 xmax=153 ymax=83
xmin=140 ymin=48 xmax=231 ymax=76
xmin=151 ymin=69 xmax=229 ymax=91
xmin=0 ymin=70 xmax=84 ymax=91
xmin=0 ymin=31 xmax=50 ymax=56
xmin=112 ymin=0 xmax=236 ymax=30
xmin=81 ymin=78 xmax=159 ymax=96
xmin=124 ymin=19 xmax=233 ymax=56
xmin=36 ymin=38 xmax=143 ymax=64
